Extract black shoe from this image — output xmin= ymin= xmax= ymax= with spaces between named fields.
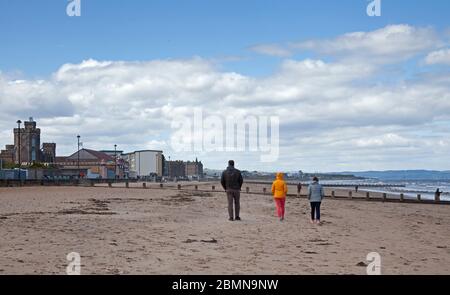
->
xmin=235 ymin=217 xmax=241 ymax=221
xmin=229 ymin=217 xmax=234 ymax=221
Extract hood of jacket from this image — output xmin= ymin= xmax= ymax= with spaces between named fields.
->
xmin=276 ymin=172 xmax=284 ymax=180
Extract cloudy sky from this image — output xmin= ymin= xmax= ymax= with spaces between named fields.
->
xmin=1 ymin=0 xmax=450 ymax=172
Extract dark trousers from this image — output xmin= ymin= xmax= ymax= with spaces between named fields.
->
xmin=227 ymin=190 xmax=240 ymax=219
xmin=310 ymin=202 xmax=321 ymax=220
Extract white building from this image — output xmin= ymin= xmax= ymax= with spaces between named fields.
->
xmin=122 ymin=150 xmax=163 ymax=178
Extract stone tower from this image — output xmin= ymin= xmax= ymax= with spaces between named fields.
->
xmin=14 ymin=117 xmax=41 ymax=164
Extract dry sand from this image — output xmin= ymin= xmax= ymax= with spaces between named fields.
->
xmin=0 ymin=183 xmax=449 ymax=275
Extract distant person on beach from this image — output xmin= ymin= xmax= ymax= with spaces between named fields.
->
xmin=355 ymin=185 xmax=359 ymax=193
xmin=435 ymin=189 xmax=442 ymax=202
xmin=221 ymin=160 xmax=243 ymax=221
xmin=297 ymin=183 xmax=302 ymax=196
xmin=308 ymin=176 xmax=324 ymax=225
xmin=272 ymin=173 xmax=288 ymax=221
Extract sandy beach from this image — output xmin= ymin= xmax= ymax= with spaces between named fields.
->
xmin=0 ymin=183 xmax=449 ymax=275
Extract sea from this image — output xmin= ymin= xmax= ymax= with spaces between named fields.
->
xmin=319 ymin=179 xmax=450 ymax=202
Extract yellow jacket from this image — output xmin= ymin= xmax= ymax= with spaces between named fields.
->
xmin=272 ymin=173 xmax=288 ymax=199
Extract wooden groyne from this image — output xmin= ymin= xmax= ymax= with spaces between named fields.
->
xmin=244 ymin=180 xmax=406 ymax=188
xmin=100 ymin=182 xmax=447 ymax=205
xmin=1 ymin=180 xmax=447 ymax=205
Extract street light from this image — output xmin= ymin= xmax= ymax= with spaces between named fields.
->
xmin=114 ymin=144 xmax=117 ymax=180
xmin=16 ymin=120 xmax=22 ymax=167
xmin=16 ymin=120 xmax=22 ymax=184
xmin=77 ymin=135 xmax=81 ymax=179
xmin=168 ymin=156 xmax=171 ymax=179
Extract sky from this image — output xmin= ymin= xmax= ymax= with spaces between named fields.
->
xmin=1 ymin=0 xmax=450 ymax=172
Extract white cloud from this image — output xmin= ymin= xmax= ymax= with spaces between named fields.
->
xmin=292 ymin=25 xmax=440 ymax=63
xmin=250 ymin=24 xmax=442 ymax=65
xmin=354 ymin=133 xmax=411 ymax=148
xmin=425 ymin=48 xmax=450 ymax=65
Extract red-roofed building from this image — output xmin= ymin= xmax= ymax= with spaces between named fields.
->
xmin=56 ymin=148 xmax=125 ymax=179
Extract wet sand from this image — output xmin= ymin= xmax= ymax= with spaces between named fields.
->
xmin=0 ymin=184 xmax=449 ymax=275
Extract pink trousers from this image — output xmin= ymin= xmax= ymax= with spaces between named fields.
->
xmin=274 ymin=198 xmax=286 ymax=218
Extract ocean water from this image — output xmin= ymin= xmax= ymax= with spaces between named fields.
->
xmin=380 ymin=181 xmax=450 ymax=201
xmin=318 ymin=179 xmax=450 ymax=202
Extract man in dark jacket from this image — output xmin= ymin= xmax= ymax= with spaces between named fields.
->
xmin=221 ymin=160 xmax=243 ymax=221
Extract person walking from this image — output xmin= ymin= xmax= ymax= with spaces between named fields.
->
xmin=435 ymin=188 xmax=442 ymax=202
xmin=308 ymin=176 xmax=324 ymax=225
xmin=221 ymin=160 xmax=243 ymax=221
xmin=272 ymin=173 xmax=288 ymax=221
xmin=297 ymin=182 xmax=302 ymax=197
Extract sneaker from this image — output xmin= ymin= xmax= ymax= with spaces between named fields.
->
xmin=229 ymin=217 xmax=234 ymax=221
xmin=280 ymin=217 xmax=284 ymax=222
xmin=235 ymin=217 xmax=241 ymax=221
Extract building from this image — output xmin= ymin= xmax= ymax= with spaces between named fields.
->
xmin=14 ymin=118 xmax=41 ymax=164
xmin=0 ymin=145 xmax=15 ymax=165
xmin=42 ymin=143 xmax=56 ymax=163
xmin=122 ymin=150 xmax=163 ymax=179
xmin=185 ymin=158 xmax=204 ymax=179
xmin=164 ymin=160 xmax=186 ymax=178
xmin=0 ymin=118 xmax=56 ymax=165
xmin=162 ymin=158 xmax=204 ymax=179
xmin=56 ymin=148 xmax=124 ymax=179
xmin=100 ymin=150 xmax=124 ymax=157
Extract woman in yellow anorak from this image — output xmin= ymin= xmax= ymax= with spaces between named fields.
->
xmin=271 ymin=173 xmax=288 ymax=221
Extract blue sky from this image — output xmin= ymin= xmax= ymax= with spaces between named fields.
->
xmin=1 ymin=0 xmax=449 ymax=77
xmin=1 ymin=0 xmax=450 ymax=172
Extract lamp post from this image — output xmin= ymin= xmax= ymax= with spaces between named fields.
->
xmin=16 ymin=120 xmax=22 ymax=167
xmin=114 ymin=144 xmax=117 ymax=180
xmin=16 ymin=120 xmax=22 ymax=184
xmin=77 ymin=135 xmax=81 ymax=179
xmin=168 ymin=156 xmax=171 ymax=179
